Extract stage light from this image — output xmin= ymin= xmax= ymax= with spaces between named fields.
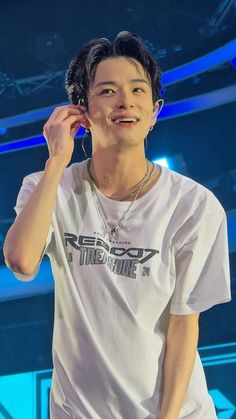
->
xmin=159 ymin=84 xmax=236 ymax=120
xmin=152 ymin=154 xmax=189 ymax=176
xmin=162 ymin=38 xmax=236 ymax=86
xmin=152 ymin=157 xmax=170 ymax=168
xmin=0 ymin=127 xmax=7 ymax=135
xmin=0 ymin=127 xmax=85 ymax=154
xmin=0 ymin=136 xmax=46 ymax=154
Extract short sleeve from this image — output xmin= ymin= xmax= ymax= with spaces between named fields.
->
xmin=11 ymin=173 xmax=54 ymax=281
xmin=170 ymin=192 xmax=231 ymax=315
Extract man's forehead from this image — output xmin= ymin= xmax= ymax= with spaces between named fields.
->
xmin=93 ymin=57 xmax=150 ymax=84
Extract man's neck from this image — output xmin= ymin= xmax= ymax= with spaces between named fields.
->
xmin=89 ymin=147 xmax=149 ymax=199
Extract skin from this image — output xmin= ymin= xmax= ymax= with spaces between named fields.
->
xmin=83 ymin=56 xmax=161 ymax=198
xmin=159 ymin=313 xmax=199 ymax=419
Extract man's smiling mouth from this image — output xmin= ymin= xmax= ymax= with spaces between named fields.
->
xmin=112 ymin=117 xmax=139 ymax=125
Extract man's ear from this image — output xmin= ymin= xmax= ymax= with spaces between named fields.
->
xmin=80 ymin=109 xmax=91 ymax=130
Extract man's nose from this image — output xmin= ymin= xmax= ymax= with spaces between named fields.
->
xmin=116 ymin=90 xmax=134 ymax=109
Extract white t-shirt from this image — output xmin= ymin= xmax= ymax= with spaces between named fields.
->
xmin=14 ymin=159 xmax=231 ymax=419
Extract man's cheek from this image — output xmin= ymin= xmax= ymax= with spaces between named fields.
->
xmin=90 ymin=110 xmax=105 ymax=124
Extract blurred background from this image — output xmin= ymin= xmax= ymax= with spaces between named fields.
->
xmin=0 ymin=0 xmax=236 ymax=417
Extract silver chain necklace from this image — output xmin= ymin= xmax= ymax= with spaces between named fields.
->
xmin=88 ymin=160 xmax=155 ymax=240
xmin=106 ymin=162 xmax=156 ymax=201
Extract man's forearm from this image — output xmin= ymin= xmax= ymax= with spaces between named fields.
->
xmin=158 ymin=313 xmax=199 ymax=419
xmin=4 ymin=156 xmax=66 ymax=277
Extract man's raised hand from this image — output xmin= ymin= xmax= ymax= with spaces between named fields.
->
xmin=43 ymin=104 xmax=90 ymax=167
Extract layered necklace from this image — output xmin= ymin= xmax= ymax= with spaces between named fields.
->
xmin=88 ymin=159 xmax=156 ymax=240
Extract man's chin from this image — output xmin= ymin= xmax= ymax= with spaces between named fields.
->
xmin=110 ymin=135 xmax=143 ymax=149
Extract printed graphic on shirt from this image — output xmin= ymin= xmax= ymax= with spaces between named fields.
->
xmin=64 ymin=232 xmax=159 ymax=280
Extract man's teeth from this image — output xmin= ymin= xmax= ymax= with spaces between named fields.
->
xmin=113 ymin=118 xmax=138 ymax=123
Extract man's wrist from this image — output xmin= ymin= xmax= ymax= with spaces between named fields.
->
xmin=45 ymin=155 xmax=68 ymax=176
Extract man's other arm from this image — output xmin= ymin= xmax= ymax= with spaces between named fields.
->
xmin=158 ymin=313 xmax=199 ymax=419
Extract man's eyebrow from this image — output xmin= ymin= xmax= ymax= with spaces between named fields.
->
xmin=94 ymin=79 xmax=149 ymax=88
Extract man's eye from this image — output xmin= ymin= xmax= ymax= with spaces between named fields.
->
xmin=100 ymin=89 xmax=114 ymax=95
xmin=99 ymin=87 xmax=145 ymax=95
xmin=133 ymin=87 xmax=145 ymax=93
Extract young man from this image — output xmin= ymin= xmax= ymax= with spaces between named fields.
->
xmin=4 ymin=31 xmax=231 ymax=418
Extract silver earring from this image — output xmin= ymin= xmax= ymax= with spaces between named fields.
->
xmin=149 ymin=126 xmax=153 ymax=132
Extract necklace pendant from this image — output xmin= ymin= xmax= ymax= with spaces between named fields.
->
xmin=110 ymin=226 xmax=119 ymax=239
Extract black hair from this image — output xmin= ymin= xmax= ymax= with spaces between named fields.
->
xmin=65 ymin=31 xmax=162 ymax=109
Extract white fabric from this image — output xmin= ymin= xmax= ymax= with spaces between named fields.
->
xmin=14 ymin=159 xmax=231 ymax=418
